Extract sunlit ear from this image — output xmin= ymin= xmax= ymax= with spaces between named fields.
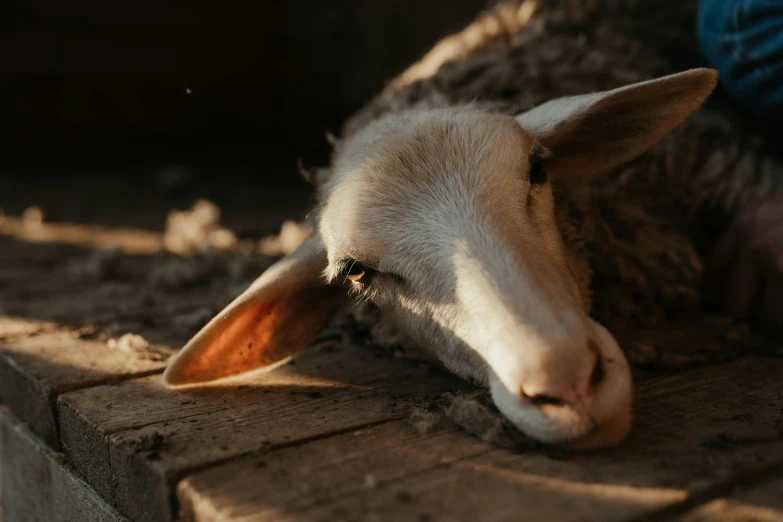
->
xmin=516 ymin=68 xmax=718 ymax=178
xmin=162 ymin=233 xmax=348 ymax=388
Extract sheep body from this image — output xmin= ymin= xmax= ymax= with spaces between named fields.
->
xmin=312 ymin=0 xmax=782 ymax=341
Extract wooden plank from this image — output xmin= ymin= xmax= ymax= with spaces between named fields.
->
xmin=177 ymin=419 xmax=493 ymax=522
xmin=677 ymin=475 xmax=783 ymax=521
xmin=0 ymin=408 xmax=128 ymax=522
xmin=56 ymin=341 xmax=468 ymax=522
xmin=0 ymin=318 xmax=173 ymax=448
xmin=177 ymin=356 xmax=783 ymax=522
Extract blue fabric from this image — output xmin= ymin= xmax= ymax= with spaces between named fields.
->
xmin=697 ymin=0 xmax=783 ymax=120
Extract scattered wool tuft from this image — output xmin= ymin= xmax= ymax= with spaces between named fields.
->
xmin=22 ymin=206 xmax=44 ymax=230
xmin=408 ymin=407 xmax=441 ymax=434
xmin=363 ymin=474 xmax=378 ymax=489
xmin=163 ymin=200 xmax=238 ymax=255
xmin=258 ymin=220 xmax=312 ymax=256
xmin=107 ymin=333 xmax=170 ymax=362
xmin=108 ymin=333 xmax=150 ymax=352
xmin=444 ymin=391 xmax=540 ymax=451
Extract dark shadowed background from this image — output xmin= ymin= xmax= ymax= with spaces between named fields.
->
xmin=1 ymin=0 xmax=488 ymax=232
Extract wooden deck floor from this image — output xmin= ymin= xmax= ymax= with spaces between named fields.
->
xmin=2 ymin=227 xmax=783 ymax=522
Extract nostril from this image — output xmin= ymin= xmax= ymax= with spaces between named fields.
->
xmin=520 ymin=387 xmax=568 ymax=406
xmin=587 ymin=339 xmax=604 ymax=393
xmin=517 ymin=338 xmax=607 ymax=408
xmin=524 ymin=393 xmax=567 ymax=406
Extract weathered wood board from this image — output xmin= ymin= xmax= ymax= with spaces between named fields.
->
xmin=677 ymin=475 xmax=783 ymax=521
xmin=0 ymin=319 xmax=172 ymax=448
xmin=0 ymin=407 xmax=128 ymax=522
xmin=56 ymin=341 xmax=469 ymax=522
xmin=176 ymin=356 xmax=783 ymax=522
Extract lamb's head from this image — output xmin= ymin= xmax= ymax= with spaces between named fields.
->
xmin=163 ymin=69 xmax=717 ymax=449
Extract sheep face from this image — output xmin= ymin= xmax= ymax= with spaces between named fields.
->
xmin=162 ymin=69 xmax=717 ymax=449
xmin=318 ymin=108 xmax=631 ymax=448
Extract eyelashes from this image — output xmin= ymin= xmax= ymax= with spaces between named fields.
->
xmin=341 ymin=260 xmax=376 ymax=284
xmin=338 ymin=260 xmax=407 ymax=293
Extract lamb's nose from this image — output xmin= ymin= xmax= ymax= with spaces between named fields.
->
xmin=520 ymin=340 xmax=604 ymax=407
xmin=489 ymin=322 xmax=632 ymax=448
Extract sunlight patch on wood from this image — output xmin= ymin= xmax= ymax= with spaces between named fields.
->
xmin=0 ymin=216 xmax=161 ymax=254
xmin=451 ymin=457 xmax=687 ymax=505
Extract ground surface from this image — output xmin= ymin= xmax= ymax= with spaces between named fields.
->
xmin=1 ymin=168 xmax=783 ymax=522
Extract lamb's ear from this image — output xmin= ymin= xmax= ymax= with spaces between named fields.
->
xmin=162 ymin=233 xmax=348 ymax=388
xmin=515 ymin=68 xmax=718 ymax=178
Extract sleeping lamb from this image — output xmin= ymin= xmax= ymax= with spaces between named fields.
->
xmin=161 ymin=0 xmax=782 ymax=449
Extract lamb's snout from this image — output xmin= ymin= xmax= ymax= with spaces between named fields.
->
xmin=489 ymin=320 xmax=632 ymax=449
